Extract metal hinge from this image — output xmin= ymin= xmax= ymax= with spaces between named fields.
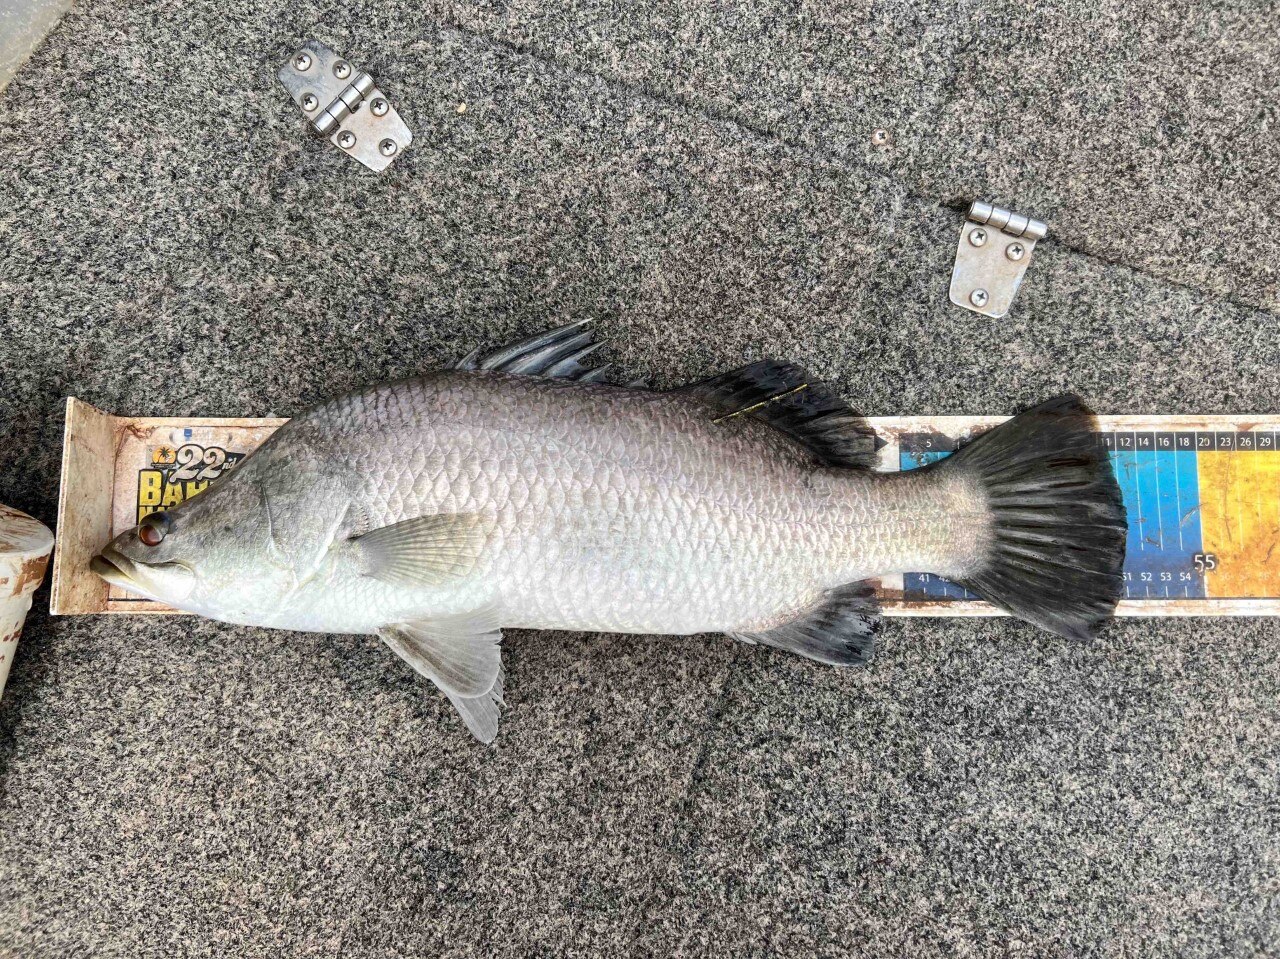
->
xmin=277 ymin=40 xmax=412 ymax=172
xmin=949 ymin=201 xmax=1047 ymax=318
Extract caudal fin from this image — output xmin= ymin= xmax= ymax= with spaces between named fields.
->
xmin=939 ymin=395 xmax=1127 ymax=640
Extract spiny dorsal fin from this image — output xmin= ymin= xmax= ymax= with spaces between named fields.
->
xmin=730 ymin=580 xmax=881 ymax=667
xmin=453 ymin=320 xmax=613 ymax=382
xmin=379 ymin=607 xmax=505 ymax=743
xmin=353 ymin=513 xmax=492 ymax=588
xmin=678 ymin=360 xmax=876 ymax=469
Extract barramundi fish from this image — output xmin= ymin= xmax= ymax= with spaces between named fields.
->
xmin=92 ymin=324 xmax=1127 ymax=741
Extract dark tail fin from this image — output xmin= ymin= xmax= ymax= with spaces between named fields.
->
xmin=938 ymin=395 xmax=1127 ymax=640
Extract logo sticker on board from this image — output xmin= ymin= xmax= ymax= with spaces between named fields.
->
xmin=136 ymin=443 xmax=245 ymax=522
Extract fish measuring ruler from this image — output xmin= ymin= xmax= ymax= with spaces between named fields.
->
xmin=51 ymin=401 xmax=1280 ymax=617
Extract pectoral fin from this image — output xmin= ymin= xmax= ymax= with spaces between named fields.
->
xmin=354 ymin=513 xmax=492 ymax=588
xmin=379 ymin=607 xmax=505 ymax=743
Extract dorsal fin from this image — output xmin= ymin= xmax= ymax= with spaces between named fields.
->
xmin=730 ymin=580 xmax=881 ymax=666
xmin=677 ymin=360 xmax=876 ymax=468
xmin=453 ymin=320 xmax=613 ymax=383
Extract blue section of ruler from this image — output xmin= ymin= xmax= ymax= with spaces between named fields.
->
xmin=1107 ymin=433 xmax=1206 ymax=599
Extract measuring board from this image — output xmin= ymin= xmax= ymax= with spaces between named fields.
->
xmin=50 ymin=401 xmax=1280 ymax=617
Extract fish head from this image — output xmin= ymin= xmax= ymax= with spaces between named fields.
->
xmin=91 ymin=508 xmax=197 ymax=605
xmin=90 ymin=462 xmax=313 ymax=619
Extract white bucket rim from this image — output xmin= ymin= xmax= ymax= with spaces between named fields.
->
xmin=0 ymin=504 xmax=54 ymax=559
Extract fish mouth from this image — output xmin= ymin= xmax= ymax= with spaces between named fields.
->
xmin=90 ymin=548 xmax=191 ymax=600
xmin=90 ymin=549 xmax=135 ymax=587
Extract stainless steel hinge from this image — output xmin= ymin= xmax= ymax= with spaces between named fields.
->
xmin=277 ymin=40 xmax=413 ymax=172
xmin=949 ymin=201 xmax=1047 ymax=318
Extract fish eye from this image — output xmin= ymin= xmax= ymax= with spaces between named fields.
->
xmin=138 ymin=512 xmax=171 ymax=547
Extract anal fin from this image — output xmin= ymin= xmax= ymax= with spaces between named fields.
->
xmin=731 ymin=580 xmax=881 ymax=667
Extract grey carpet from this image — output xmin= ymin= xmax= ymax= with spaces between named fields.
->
xmin=1 ymin=1 xmax=1277 ymax=956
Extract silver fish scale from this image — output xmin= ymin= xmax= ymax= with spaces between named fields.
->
xmin=274 ymin=371 xmax=981 ymax=636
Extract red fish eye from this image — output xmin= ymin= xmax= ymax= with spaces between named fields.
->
xmin=139 ymin=523 xmax=164 ymax=547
